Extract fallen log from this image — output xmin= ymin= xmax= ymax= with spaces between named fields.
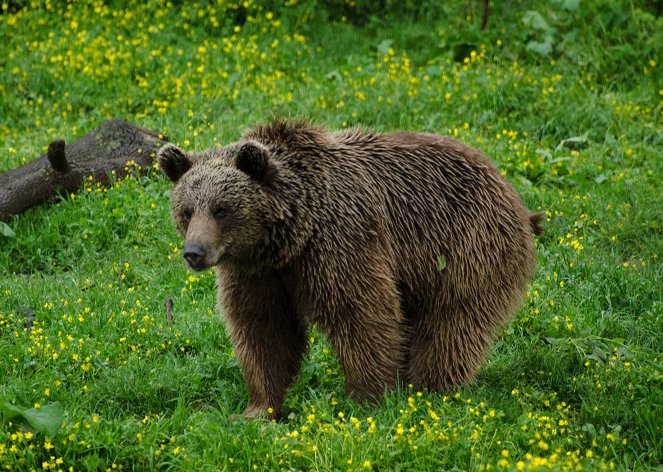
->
xmin=0 ymin=120 xmax=169 ymax=221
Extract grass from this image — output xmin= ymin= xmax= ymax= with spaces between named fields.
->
xmin=1 ymin=0 xmax=662 ymax=470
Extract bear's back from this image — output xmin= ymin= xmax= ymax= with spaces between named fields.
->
xmin=324 ymin=129 xmax=536 ymax=300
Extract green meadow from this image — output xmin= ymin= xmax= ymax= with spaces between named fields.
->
xmin=1 ymin=0 xmax=661 ymax=470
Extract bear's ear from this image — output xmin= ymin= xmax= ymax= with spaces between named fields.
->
xmin=158 ymin=143 xmax=192 ymax=183
xmin=236 ymin=142 xmax=270 ymax=181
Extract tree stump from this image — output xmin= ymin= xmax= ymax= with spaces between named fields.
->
xmin=0 ymin=120 xmax=169 ymax=221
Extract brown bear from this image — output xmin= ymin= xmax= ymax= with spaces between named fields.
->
xmin=158 ymin=119 xmax=543 ymax=419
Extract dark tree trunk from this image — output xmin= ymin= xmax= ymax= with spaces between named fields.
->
xmin=480 ymin=0 xmax=489 ymax=31
xmin=0 ymin=120 xmax=168 ymax=221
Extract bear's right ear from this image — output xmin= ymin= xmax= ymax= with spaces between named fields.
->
xmin=235 ymin=142 xmax=270 ymax=181
xmin=158 ymin=143 xmax=192 ymax=183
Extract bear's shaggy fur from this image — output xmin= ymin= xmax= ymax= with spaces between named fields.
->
xmin=158 ymin=119 xmax=542 ymax=419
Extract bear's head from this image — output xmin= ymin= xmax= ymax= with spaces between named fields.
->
xmin=158 ymin=141 xmax=280 ymax=272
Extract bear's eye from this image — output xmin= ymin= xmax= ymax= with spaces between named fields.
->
xmin=182 ymin=208 xmax=193 ymax=223
xmin=213 ymin=206 xmax=228 ymax=220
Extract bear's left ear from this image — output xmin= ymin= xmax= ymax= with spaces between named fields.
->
xmin=158 ymin=143 xmax=192 ymax=183
xmin=236 ymin=142 xmax=270 ymax=181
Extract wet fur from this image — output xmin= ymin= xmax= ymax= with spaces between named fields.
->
xmin=159 ymin=119 xmax=542 ymax=419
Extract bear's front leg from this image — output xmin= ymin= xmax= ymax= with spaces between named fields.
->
xmin=217 ymin=269 xmax=307 ymax=419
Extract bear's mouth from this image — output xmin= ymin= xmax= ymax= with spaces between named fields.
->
xmin=186 ymin=258 xmax=210 ymax=272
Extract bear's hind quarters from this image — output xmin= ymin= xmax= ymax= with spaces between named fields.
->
xmin=530 ymin=212 xmax=545 ymax=236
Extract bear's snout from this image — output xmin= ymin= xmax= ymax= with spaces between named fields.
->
xmin=183 ymin=243 xmax=208 ymax=271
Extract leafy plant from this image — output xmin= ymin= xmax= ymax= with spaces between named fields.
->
xmin=0 ymin=402 xmax=63 ymax=437
xmin=0 ymin=222 xmax=14 ymax=238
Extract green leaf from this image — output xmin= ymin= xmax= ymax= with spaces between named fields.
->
xmin=563 ymin=0 xmax=580 ymax=12
xmin=555 ymin=131 xmax=589 ymax=151
xmin=516 ymin=175 xmax=534 ymax=188
xmin=0 ymin=401 xmax=63 ymax=437
xmin=582 ymin=423 xmax=597 ymax=437
xmin=0 ymin=402 xmax=24 ymax=421
xmin=595 ymin=173 xmax=608 ymax=184
xmin=526 ymin=37 xmax=554 ymax=56
xmin=0 ymin=221 xmax=15 ymax=238
xmin=436 ymin=255 xmax=447 ymax=272
xmin=522 ymin=10 xmax=553 ymax=32
xmin=22 ymin=403 xmax=64 ymax=436
xmin=376 ymin=39 xmax=394 ymax=55
xmin=325 ymin=70 xmax=342 ymax=82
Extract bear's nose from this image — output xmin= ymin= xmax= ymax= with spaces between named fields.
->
xmin=183 ymin=243 xmax=207 ymax=270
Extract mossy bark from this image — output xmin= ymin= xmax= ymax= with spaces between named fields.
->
xmin=0 ymin=120 xmax=168 ymax=221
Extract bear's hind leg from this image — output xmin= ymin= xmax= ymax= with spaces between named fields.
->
xmin=218 ymin=270 xmax=307 ymax=419
xmin=406 ymin=300 xmax=493 ymax=391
